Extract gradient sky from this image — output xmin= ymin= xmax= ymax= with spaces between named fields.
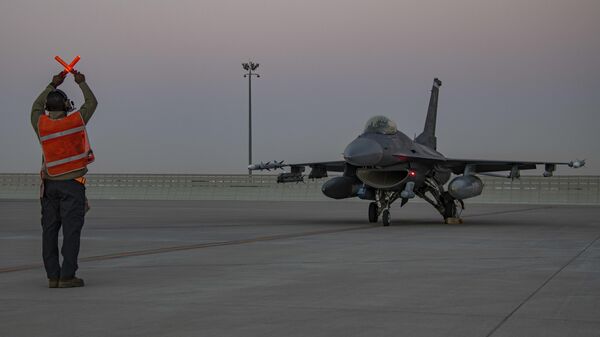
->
xmin=1 ymin=0 xmax=598 ymax=174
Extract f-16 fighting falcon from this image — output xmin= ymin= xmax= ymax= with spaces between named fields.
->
xmin=250 ymin=78 xmax=585 ymax=226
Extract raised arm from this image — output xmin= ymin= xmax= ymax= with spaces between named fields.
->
xmin=31 ymin=74 xmax=64 ymax=135
xmin=73 ymin=71 xmax=97 ymax=124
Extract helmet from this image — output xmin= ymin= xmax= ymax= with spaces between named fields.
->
xmin=45 ymin=89 xmax=73 ymax=112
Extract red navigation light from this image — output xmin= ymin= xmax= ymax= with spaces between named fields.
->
xmin=55 ymin=55 xmax=81 ymax=77
xmin=408 ymin=170 xmax=417 ymax=177
xmin=394 ymin=155 xmax=408 ymax=161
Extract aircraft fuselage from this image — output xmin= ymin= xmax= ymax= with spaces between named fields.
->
xmin=343 ymin=129 xmax=449 ymax=192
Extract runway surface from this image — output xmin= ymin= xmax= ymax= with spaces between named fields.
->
xmin=1 ymin=200 xmax=599 ymax=337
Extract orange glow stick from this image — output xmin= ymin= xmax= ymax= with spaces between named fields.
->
xmin=54 ymin=55 xmax=80 ymax=76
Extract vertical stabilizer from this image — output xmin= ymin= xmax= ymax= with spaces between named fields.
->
xmin=415 ymin=78 xmax=442 ymax=149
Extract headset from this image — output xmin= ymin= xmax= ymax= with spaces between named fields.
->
xmin=45 ymin=89 xmax=75 ymax=113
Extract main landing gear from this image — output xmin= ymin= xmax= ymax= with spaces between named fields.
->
xmin=415 ymin=177 xmax=464 ymax=224
xmin=368 ymin=178 xmax=465 ymax=226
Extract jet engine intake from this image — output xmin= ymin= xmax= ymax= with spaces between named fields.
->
xmin=448 ymin=175 xmax=484 ymax=200
xmin=322 ymin=176 xmax=361 ymax=199
xmin=356 ymin=169 xmax=409 ymax=189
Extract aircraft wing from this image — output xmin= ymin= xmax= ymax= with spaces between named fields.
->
xmin=248 ymin=160 xmax=346 ymax=181
xmin=392 ymin=151 xmax=585 ymax=177
xmin=286 ymin=160 xmax=346 ymax=172
xmin=249 ymin=160 xmax=345 ymax=172
xmin=249 ymin=156 xmax=585 ymax=181
xmin=249 ymin=160 xmax=346 ymax=182
xmin=439 ymin=158 xmax=585 ymax=177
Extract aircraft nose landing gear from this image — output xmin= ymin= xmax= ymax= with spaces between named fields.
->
xmin=382 ymin=209 xmax=391 ymax=226
xmin=368 ymin=202 xmax=378 ymax=223
xmin=368 ymin=191 xmax=400 ymax=226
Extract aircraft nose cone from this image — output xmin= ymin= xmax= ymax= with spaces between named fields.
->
xmin=343 ymin=138 xmax=384 ymax=166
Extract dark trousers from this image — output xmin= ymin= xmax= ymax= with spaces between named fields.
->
xmin=41 ymin=179 xmax=86 ymax=279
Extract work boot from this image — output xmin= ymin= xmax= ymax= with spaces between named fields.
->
xmin=58 ymin=277 xmax=85 ymax=288
xmin=48 ymin=278 xmax=59 ymax=288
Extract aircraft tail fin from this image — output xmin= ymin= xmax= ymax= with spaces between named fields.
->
xmin=415 ymin=78 xmax=442 ymax=150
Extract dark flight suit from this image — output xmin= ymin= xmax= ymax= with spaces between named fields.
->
xmin=31 ymin=82 xmax=97 ymax=280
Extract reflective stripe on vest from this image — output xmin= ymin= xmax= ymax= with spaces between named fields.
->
xmin=37 ymin=111 xmax=94 ymax=177
xmin=46 ymin=152 xmax=90 ymax=168
xmin=39 ymin=126 xmax=86 ymax=142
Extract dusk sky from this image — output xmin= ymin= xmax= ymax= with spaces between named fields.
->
xmin=1 ymin=0 xmax=598 ymax=174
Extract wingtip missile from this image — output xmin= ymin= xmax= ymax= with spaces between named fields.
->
xmin=248 ymin=160 xmax=286 ymax=171
xmin=569 ymin=159 xmax=586 ymax=168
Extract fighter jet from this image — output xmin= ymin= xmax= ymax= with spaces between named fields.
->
xmin=249 ymin=78 xmax=585 ymax=225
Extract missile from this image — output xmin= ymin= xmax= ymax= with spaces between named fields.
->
xmin=569 ymin=159 xmax=586 ymax=169
xmin=248 ymin=160 xmax=285 ymax=171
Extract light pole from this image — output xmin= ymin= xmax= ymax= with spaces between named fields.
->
xmin=242 ymin=61 xmax=260 ymax=175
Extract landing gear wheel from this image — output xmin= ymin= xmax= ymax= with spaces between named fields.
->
xmin=368 ymin=202 xmax=379 ymax=223
xmin=441 ymin=192 xmax=458 ymax=219
xmin=443 ymin=204 xmax=457 ymax=219
xmin=382 ymin=209 xmax=391 ymax=226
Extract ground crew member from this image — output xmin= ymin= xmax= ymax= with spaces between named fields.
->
xmin=31 ymin=71 xmax=97 ymax=288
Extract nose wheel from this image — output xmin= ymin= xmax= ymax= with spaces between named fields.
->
xmin=369 ymin=190 xmax=400 ymax=226
xmin=367 ymin=202 xmax=391 ymax=226
xmin=368 ymin=202 xmax=379 ymax=223
xmin=382 ymin=209 xmax=391 ymax=226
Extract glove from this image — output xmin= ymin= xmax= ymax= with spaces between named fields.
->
xmin=73 ymin=71 xmax=85 ymax=84
xmin=50 ymin=74 xmax=64 ymax=88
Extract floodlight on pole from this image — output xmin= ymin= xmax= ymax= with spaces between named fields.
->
xmin=242 ymin=61 xmax=260 ymax=175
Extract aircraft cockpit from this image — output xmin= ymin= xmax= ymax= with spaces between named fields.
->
xmin=363 ymin=116 xmax=398 ymax=135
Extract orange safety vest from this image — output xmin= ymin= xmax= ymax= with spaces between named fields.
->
xmin=38 ymin=111 xmax=95 ymax=177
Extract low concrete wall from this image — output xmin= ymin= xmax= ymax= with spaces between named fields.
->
xmin=0 ymin=173 xmax=598 ymax=204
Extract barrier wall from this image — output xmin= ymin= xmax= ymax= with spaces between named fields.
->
xmin=0 ymin=174 xmax=598 ymax=204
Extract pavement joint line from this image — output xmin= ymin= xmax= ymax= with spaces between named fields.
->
xmin=0 ymin=206 xmax=566 ymax=274
xmin=0 ymin=225 xmax=375 ymax=274
xmin=102 ymin=255 xmax=555 ymax=267
xmin=484 ymin=232 xmax=600 ymax=337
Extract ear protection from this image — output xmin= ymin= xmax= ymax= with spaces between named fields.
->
xmin=65 ymin=98 xmax=75 ymax=113
xmin=46 ymin=89 xmax=75 ymax=113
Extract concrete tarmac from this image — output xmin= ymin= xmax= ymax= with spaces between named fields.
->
xmin=1 ymin=200 xmax=599 ymax=337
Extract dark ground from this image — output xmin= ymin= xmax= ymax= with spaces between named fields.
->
xmin=1 ymin=200 xmax=599 ymax=337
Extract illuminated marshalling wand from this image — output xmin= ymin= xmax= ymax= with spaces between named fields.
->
xmin=55 ymin=55 xmax=81 ymax=77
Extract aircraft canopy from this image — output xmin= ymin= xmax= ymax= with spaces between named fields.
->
xmin=363 ymin=116 xmax=398 ymax=135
